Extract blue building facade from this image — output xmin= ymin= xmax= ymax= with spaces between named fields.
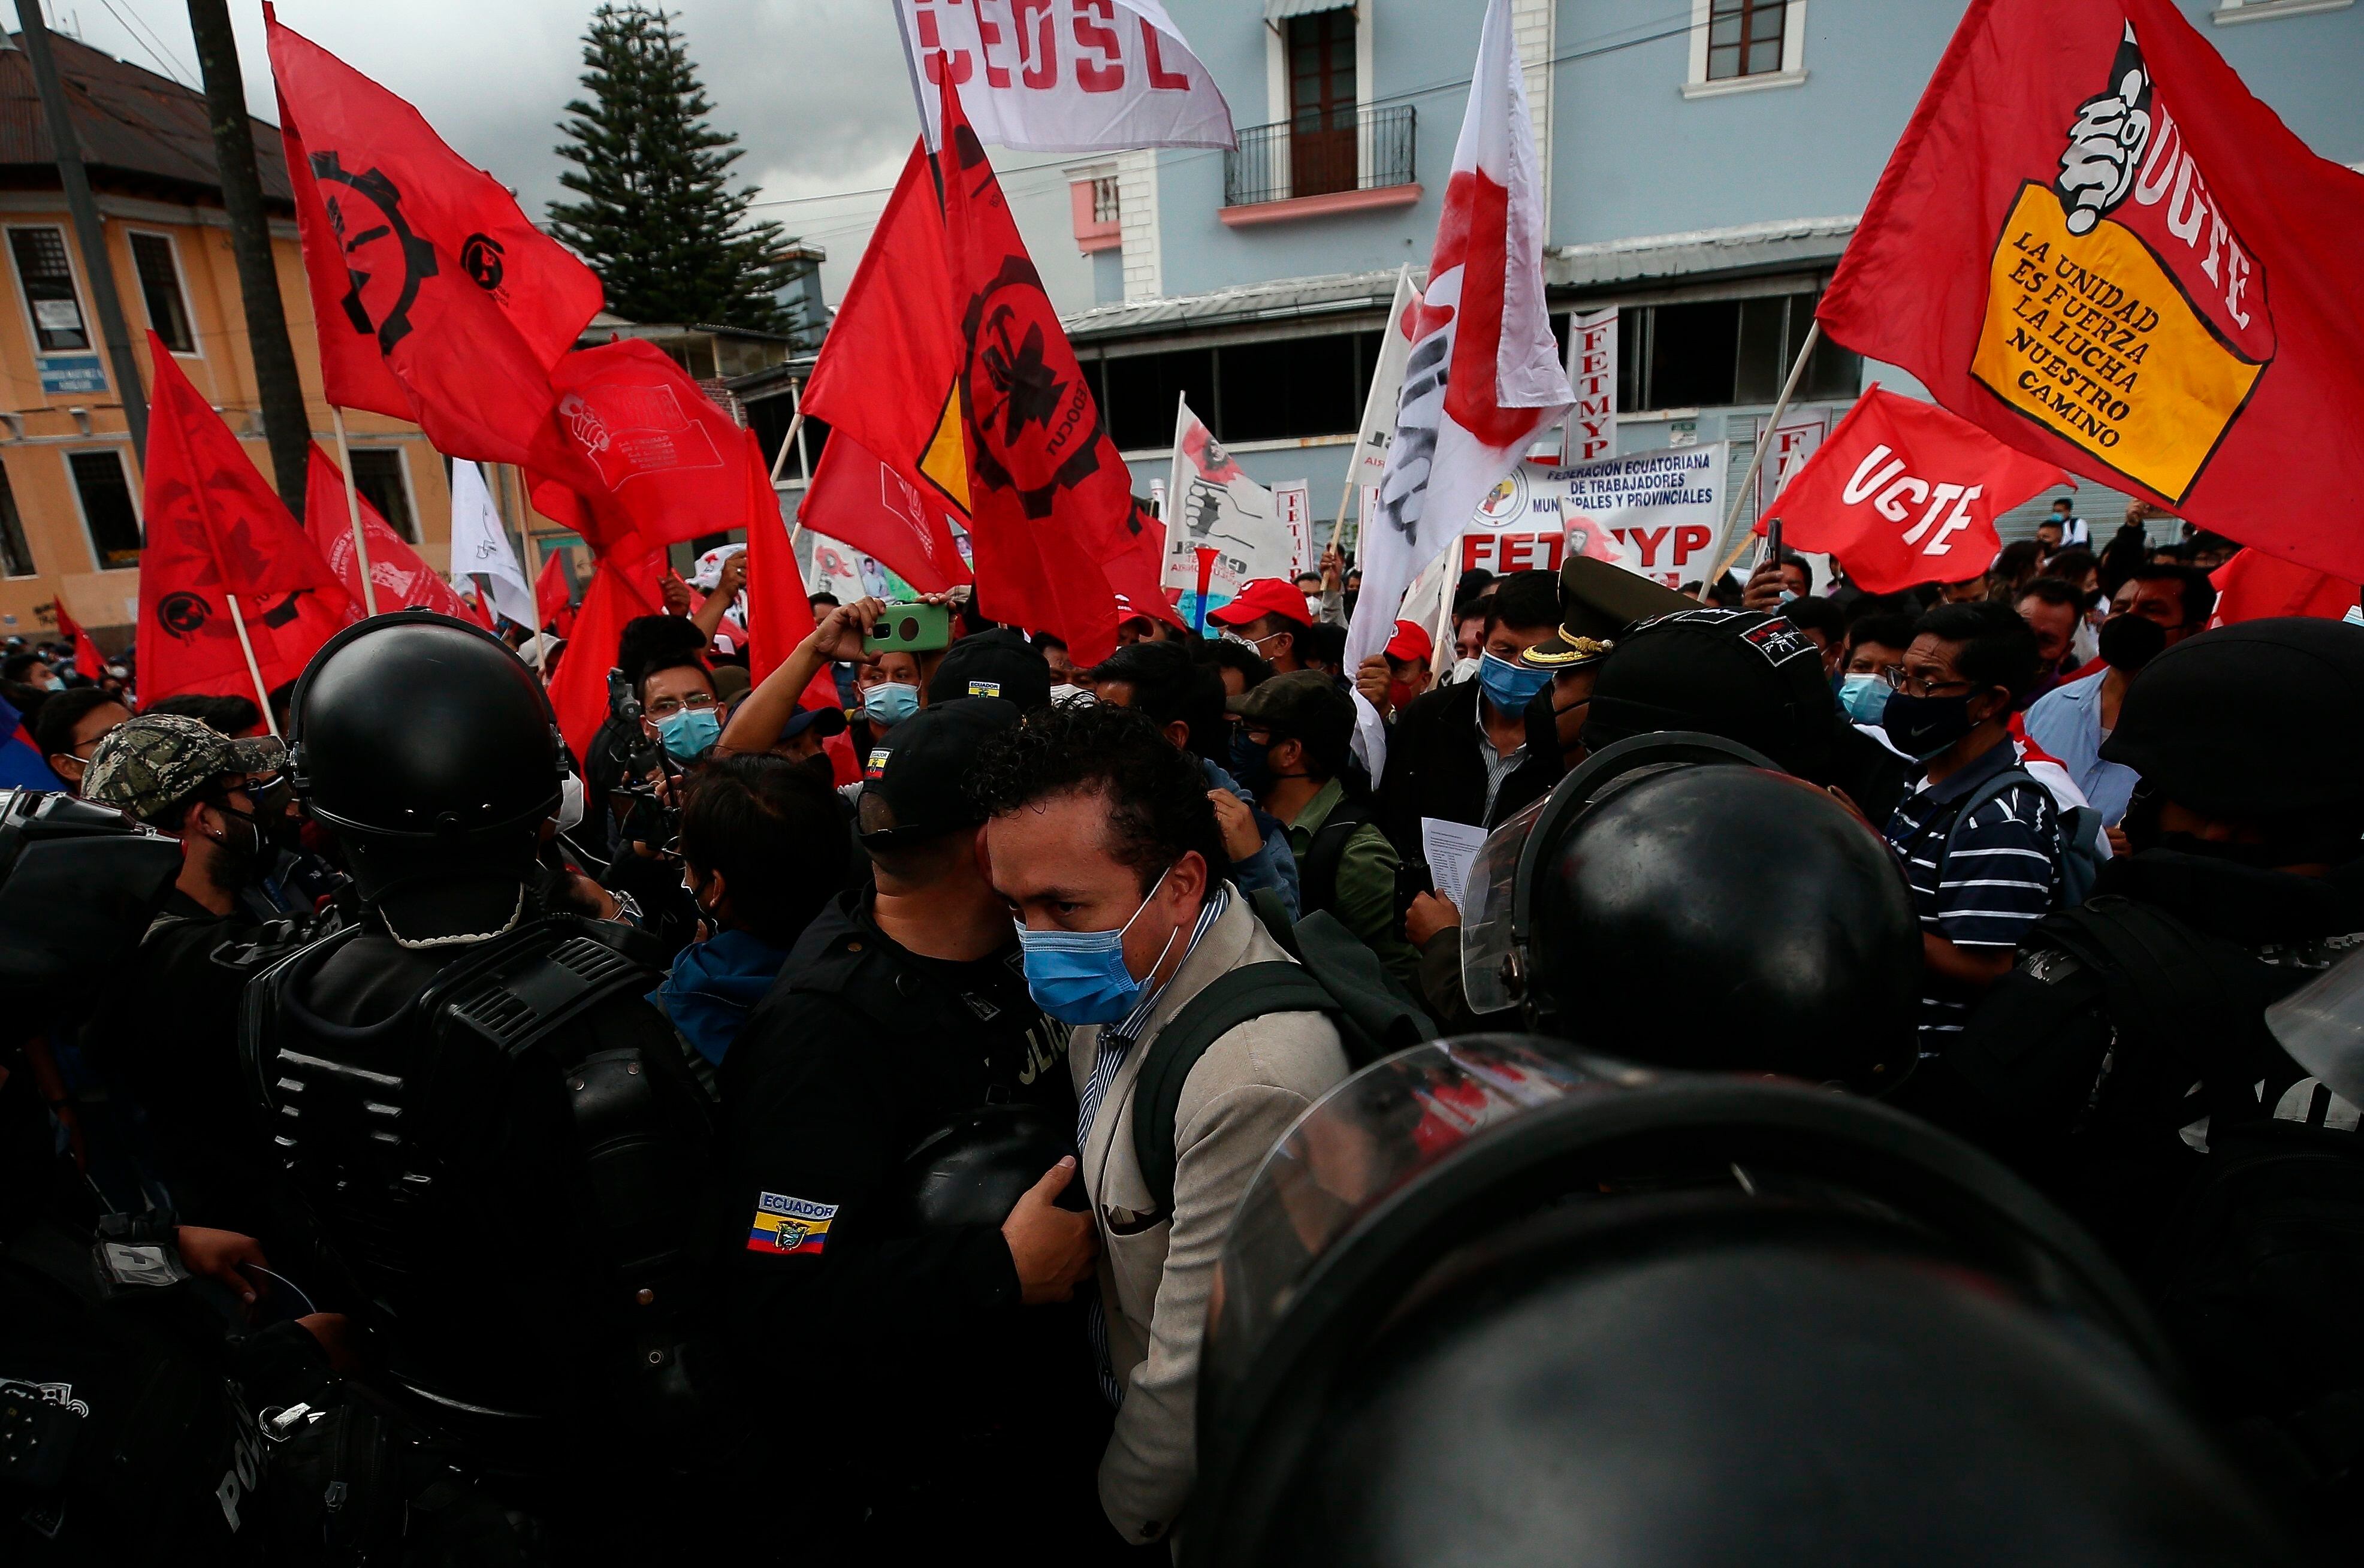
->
xmin=771 ymin=0 xmax=2363 ymax=572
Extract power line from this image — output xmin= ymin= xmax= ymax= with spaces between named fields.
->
xmin=92 ymin=0 xmax=197 ymax=87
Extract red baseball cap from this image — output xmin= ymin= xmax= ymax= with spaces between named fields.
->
xmin=1207 ymin=577 xmax=1314 ymax=629
xmin=1384 ymin=620 xmax=1434 ymax=664
xmin=1114 ymin=590 xmax=1185 ymax=632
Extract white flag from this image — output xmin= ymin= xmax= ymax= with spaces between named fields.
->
xmin=448 ymin=460 xmax=535 ymax=629
xmin=896 ymin=0 xmax=1233 ymax=153
xmin=1341 ymin=267 xmax=1423 ymax=527
xmin=1345 ymin=0 xmax=1573 ymax=670
xmin=1163 ymin=394 xmax=1294 ymax=616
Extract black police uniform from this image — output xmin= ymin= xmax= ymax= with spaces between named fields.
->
xmin=240 ymin=614 xmax=733 ymax=1555
xmin=720 ymin=884 xmax=1110 ymax=1547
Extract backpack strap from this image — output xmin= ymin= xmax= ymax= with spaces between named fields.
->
xmin=1296 ymin=799 xmax=1372 ymax=919
xmin=1132 ymin=962 xmax=1335 ymax=1218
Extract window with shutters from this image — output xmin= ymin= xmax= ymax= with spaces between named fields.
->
xmin=8 ymin=226 xmax=91 ymax=352
xmin=67 ymin=449 xmax=141 ymax=570
xmin=129 ymin=231 xmax=195 ymax=355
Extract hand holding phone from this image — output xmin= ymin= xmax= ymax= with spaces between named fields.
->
xmin=863 ymin=602 xmax=952 ymax=655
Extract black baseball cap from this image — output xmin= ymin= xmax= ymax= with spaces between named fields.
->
xmin=859 ymin=697 xmax=1019 ymax=845
xmin=779 ymin=703 xmax=847 ymax=744
xmin=928 ymin=627 xmax=1052 ymax=712
xmin=1230 ymin=669 xmax=1353 ymax=753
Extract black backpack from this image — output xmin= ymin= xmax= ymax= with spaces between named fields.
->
xmin=1130 ymin=901 xmax=1433 ymax=1216
xmin=1294 ymin=797 xmax=1374 ymax=920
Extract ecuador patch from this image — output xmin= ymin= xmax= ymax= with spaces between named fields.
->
xmin=747 ymin=1191 xmax=838 ymax=1256
xmin=865 ymin=747 xmax=891 ymax=781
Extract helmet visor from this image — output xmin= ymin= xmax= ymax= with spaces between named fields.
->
xmin=1459 ymin=794 xmax=1548 ymax=1015
xmin=2267 ymin=941 xmax=2364 ymax=1111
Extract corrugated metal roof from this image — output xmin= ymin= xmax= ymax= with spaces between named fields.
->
xmin=1545 ymin=214 xmax=1858 ymax=289
xmin=1064 ymin=267 xmax=1415 ymax=340
xmin=0 ymin=32 xmax=292 ymax=206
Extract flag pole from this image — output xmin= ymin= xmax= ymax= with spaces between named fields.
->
xmin=224 ymin=593 xmax=279 ymax=738
xmin=329 ymin=406 xmax=379 ymax=617
xmin=1325 ymin=471 xmax=1357 ymax=557
xmin=1710 ymin=321 xmax=1820 ymax=584
xmin=502 ymin=464 xmax=537 ymax=591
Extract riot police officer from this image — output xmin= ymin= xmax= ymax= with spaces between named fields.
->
xmin=1186 ymin=1034 xmax=2295 ymax=1566
xmin=241 ymin=613 xmax=726 ymax=1549
xmin=1935 ymin=617 xmax=2364 ymax=1542
xmin=1456 ymin=732 xmax=1922 ymax=1091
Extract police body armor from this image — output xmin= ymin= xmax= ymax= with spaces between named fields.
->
xmin=244 ymin=913 xmax=723 ymax=1469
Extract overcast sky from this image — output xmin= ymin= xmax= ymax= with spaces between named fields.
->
xmin=5 ymin=0 xmax=1000 ymax=301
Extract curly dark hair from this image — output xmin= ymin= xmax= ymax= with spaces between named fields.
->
xmin=968 ymin=702 xmax=1225 ymax=895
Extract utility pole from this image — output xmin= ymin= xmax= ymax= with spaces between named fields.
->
xmin=186 ymin=0 xmax=310 ymax=518
xmin=16 ymin=0 xmax=147 ymax=461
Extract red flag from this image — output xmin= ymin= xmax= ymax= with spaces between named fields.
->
xmin=522 ymin=340 xmax=762 ymax=558
xmin=1817 ymin=0 xmax=2364 ymax=582
xmin=547 ymin=551 xmax=664 ymax=766
xmin=937 ymin=73 xmax=1135 ymax=666
xmin=742 ymin=430 xmax=819 ymax=685
xmin=277 ymin=101 xmax=410 ymax=421
xmin=2209 ymin=548 xmax=2360 ymax=627
xmin=302 ymin=445 xmax=480 ymax=624
xmin=265 ymin=5 xmax=603 ymax=463
xmin=49 ymin=597 xmax=105 ymax=679
xmin=536 ymin=551 xmax=576 ymax=638
xmin=801 ymin=143 xmax=968 ymax=519
xmin=1753 ymin=386 xmax=2068 ymax=594
xmin=800 ymin=433 xmax=973 ymax=594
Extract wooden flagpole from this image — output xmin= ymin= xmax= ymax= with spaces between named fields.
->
xmin=1326 ymin=470 xmax=1357 ymax=555
xmin=1710 ymin=321 xmax=1820 ymax=584
xmin=224 ymin=593 xmax=279 ymax=738
xmin=329 ymin=407 xmax=379 ymax=617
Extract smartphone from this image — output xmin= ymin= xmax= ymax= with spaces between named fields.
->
xmin=863 ymin=602 xmax=951 ymax=655
xmin=1764 ymin=514 xmax=1784 ymax=566
xmin=1395 ymin=859 xmax=1435 ymax=935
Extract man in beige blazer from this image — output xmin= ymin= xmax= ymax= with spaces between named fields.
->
xmin=980 ymin=703 xmax=1351 ymax=1548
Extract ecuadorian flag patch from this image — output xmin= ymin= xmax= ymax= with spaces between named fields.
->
xmin=747 ymin=1191 xmax=838 ymax=1255
xmin=865 ymin=747 xmax=890 ymax=781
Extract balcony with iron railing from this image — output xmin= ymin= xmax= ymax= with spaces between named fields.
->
xmin=1220 ymin=103 xmax=1419 ymax=226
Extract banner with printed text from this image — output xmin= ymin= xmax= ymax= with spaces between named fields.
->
xmin=1445 ymin=443 xmax=1732 ymax=591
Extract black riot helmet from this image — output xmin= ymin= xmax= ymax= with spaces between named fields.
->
xmin=1191 ymin=1037 xmax=2292 ymax=1568
xmin=291 ymin=612 xmax=562 ymax=938
xmin=1459 ymin=733 xmax=1920 ymax=1090
xmin=0 ymin=788 xmax=180 ymax=1014
xmin=2104 ymin=615 xmax=2364 ymax=821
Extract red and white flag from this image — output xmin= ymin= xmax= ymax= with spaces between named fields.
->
xmin=303 ymin=446 xmax=482 ymax=625
xmin=1755 ymin=386 xmax=2067 ymax=594
xmin=800 ymin=431 xmax=973 ymax=595
xmin=1345 ymin=0 xmax=1571 ymax=669
xmin=896 ymin=0 xmax=1233 ymax=152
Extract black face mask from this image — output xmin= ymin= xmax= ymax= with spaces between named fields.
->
xmin=206 ymin=802 xmax=268 ymax=885
xmin=2098 ymin=612 xmax=2166 ymax=674
xmin=1880 ymin=690 xmax=1984 ymax=761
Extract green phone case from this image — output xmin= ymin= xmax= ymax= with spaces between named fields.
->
xmin=864 ymin=602 xmax=951 ymax=655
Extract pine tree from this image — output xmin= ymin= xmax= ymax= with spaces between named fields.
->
xmin=548 ymin=5 xmax=791 ymax=333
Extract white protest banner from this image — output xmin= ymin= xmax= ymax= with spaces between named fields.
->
xmin=1163 ymin=395 xmax=1293 ymax=620
xmin=1562 ymin=307 xmax=1617 ymax=463
xmin=1442 ymin=444 xmax=1731 ymax=590
xmin=1332 ymin=267 xmax=1421 ymax=547
xmin=800 ymin=531 xmax=919 ymax=606
xmin=1274 ymin=480 xmax=1311 ymax=575
xmin=448 ymin=460 xmax=535 ymax=627
xmin=1756 ymin=408 xmax=1829 ymax=516
xmin=897 ymin=0 xmax=1233 ymax=153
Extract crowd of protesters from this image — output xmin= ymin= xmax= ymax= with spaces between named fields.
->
xmin=5 ymin=487 xmax=2361 ymax=1560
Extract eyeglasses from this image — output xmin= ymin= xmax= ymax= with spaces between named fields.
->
xmin=1880 ymin=667 xmax=1977 ymax=699
xmin=642 ymin=691 xmax=718 ymax=720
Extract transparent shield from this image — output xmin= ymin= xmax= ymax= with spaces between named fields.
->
xmin=2266 ymin=942 xmax=2364 ymax=1109
xmin=1459 ymin=796 xmax=1548 ymax=1015
xmin=1201 ymin=1034 xmax=1656 ymax=1421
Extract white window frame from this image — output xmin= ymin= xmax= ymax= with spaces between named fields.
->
xmin=4 ymin=222 xmax=97 ymax=359
xmin=2212 ymin=0 xmax=2351 ymax=22
xmin=349 ymin=446 xmax=422 ymax=544
xmin=61 ymin=445 xmax=141 ymax=573
xmin=125 ymin=228 xmax=203 ymax=359
xmin=1682 ymin=0 xmax=1809 ymax=99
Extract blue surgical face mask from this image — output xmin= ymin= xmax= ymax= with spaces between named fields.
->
xmin=1838 ymin=672 xmax=1891 ymax=724
xmin=1477 ymin=652 xmax=1553 ymax=717
xmin=1015 ymin=865 xmax=1181 ymax=1026
xmin=864 ymin=681 xmax=920 ymax=728
xmin=1228 ymin=728 xmax=1275 ymax=796
xmin=656 ymin=705 xmax=721 ymax=760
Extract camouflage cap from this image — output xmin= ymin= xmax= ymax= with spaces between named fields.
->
xmin=83 ymin=713 xmax=285 ymax=823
